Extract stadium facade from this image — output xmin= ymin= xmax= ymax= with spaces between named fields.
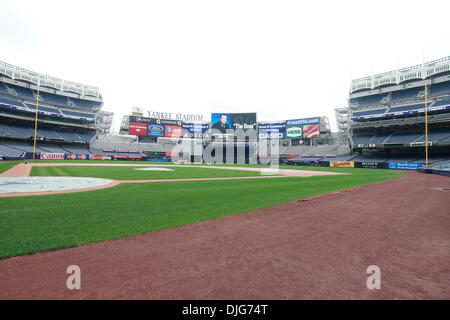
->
xmin=348 ymin=56 xmax=450 ymax=166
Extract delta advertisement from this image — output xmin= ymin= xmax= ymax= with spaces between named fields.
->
xmin=329 ymin=161 xmax=354 ymax=168
xmin=129 ymin=116 xmax=182 ymax=138
xmin=182 ymin=123 xmax=210 ymax=139
xmin=258 ymin=122 xmax=286 ymax=140
xmin=286 ymin=117 xmax=320 ymax=139
xmin=210 ymin=113 xmax=257 ymax=134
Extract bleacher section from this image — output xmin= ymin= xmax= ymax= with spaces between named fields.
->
xmin=384 ymin=131 xmax=423 ymax=144
xmin=0 ymin=93 xmax=25 ymax=107
xmin=352 ymin=108 xmax=386 ymax=117
xmin=0 ymin=122 xmax=95 ymax=142
xmin=388 ymin=103 xmax=425 ymax=113
xmin=0 ymin=82 xmax=98 ymax=121
xmin=353 ymin=127 xmax=450 ymax=145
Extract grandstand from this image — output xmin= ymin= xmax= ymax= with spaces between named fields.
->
xmin=348 ymin=56 xmax=450 ymax=165
xmin=0 ymin=61 xmax=109 ymax=159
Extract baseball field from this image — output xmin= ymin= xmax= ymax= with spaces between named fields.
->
xmin=0 ymin=160 xmax=449 ymax=299
xmin=0 ymin=160 xmax=401 ymax=259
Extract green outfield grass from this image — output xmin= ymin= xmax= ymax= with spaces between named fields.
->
xmin=30 ymin=165 xmax=273 ymax=180
xmin=0 ymin=161 xmax=404 ymax=259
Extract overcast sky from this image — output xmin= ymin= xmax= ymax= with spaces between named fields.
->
xmin=1 ymin=0 xmax=449 ymax=132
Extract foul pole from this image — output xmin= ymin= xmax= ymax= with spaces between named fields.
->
xmin=425 ymin=84 xmax=428 ymax=168
xmin=32 ymin=80 xmax=41 ymax=161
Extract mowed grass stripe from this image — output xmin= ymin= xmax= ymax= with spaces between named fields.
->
xmin=30 ymin=165 xmax=273 ymax=180
xmin=0 ymin=167 xmax=403 ymax=259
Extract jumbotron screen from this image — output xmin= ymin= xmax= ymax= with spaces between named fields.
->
xmin=210 ymin=113 xmax=257 ymax=134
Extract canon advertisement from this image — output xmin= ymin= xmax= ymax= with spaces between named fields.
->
xmin=210 ymin=113 xmax=257 ymax=134
xmin=258 ymin=122 xmax=286 ymax=140
xmin=40 ymin=153 xmax=65 ymax=160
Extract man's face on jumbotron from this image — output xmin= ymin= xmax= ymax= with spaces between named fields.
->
xmin=220 ymin=115 xmax=227 ymax=125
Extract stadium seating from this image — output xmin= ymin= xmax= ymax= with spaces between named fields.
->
xmin=432 ymin=98 xmax=450 ymax=107
xmin=62 ymin=146 xmax=92 ymax=154
xmin=0 ymin=93 xmax=25 ymax=107
xmin=76 ymin=132 xmax=96 ymax=141
xmin=352 ymin=108 xmax=386 ymax=117
xmin=384 ymin=131 xmax=423 ymax=144
xmin=421 ymin=128 xmax=450 ymax=142
xmin=370 ymin=133 xmax=390 ymax=144
xmin=61 ymin=109 xmax=95 ymax=118
xmin=353 ymin=134 xmax=374 ymax=144
xmin=390 ymin=87 xmax=421 ymax=101
xmin=430 ymin=82 xmax=450 ymax=96
xmin=388 ymin=103 xmax=425 ymax=113
xmin=54 ymin=130 xmax=81 ymax=141
xmin=1 ymin=83 xmax=36 ymax=100
xmin=350 ymin=94 xmax=384 ymax=107
xmin=0 ymin=144 xmax=24 ymax=157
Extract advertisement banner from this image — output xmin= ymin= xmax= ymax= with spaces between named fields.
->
xmin=113 ymin=155 xmax=143 ymax=160
xmin=147 ymin=123 xmax=165 ymax=137
xmin=330 ymin=161 xmax=354 ymax=168
xmin=410 ymin=141 xmax=432 ymax=147
xmin=258 ymin=122 xmax=286 ymax=140
xmin=129 ymin=122 xmax=148 ymax=136
xmin=91 ymin=155 xmax=112 ymax=160
xmin=286 ymin=125 xmax=303 ymax=139
xmin=354 ymin=161 xmax=387 ymax=169
xmin=65 ymin=154 xmax=90 ymax=160
xmin=40 ymin=152 xmax=65 ymax=160
xmin=164 ymin=124 xmax=182 ymax=138
xmin=388 ymin=162 xmax=422 ymax=170
xmin=303 ymin=124 xmax=320 ymax=138
xmin=286 ymin=117 xmax=320 ymax=139
xmin=286 ymin=117 xmax=320 ymax=126
xmin=182 ymin=123 xmax=210 ymax=139
xmin=211 ymin=113 xmax=257 ymax=134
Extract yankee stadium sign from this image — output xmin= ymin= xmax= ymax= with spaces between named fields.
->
xmin=147 ymin=110 xmax=204 ymax=122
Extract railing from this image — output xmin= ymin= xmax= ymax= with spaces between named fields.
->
xmin=0 ymin=60 xmax=101 ymax=98
xmin=350 ymin=56 xmax=450 ymax=93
